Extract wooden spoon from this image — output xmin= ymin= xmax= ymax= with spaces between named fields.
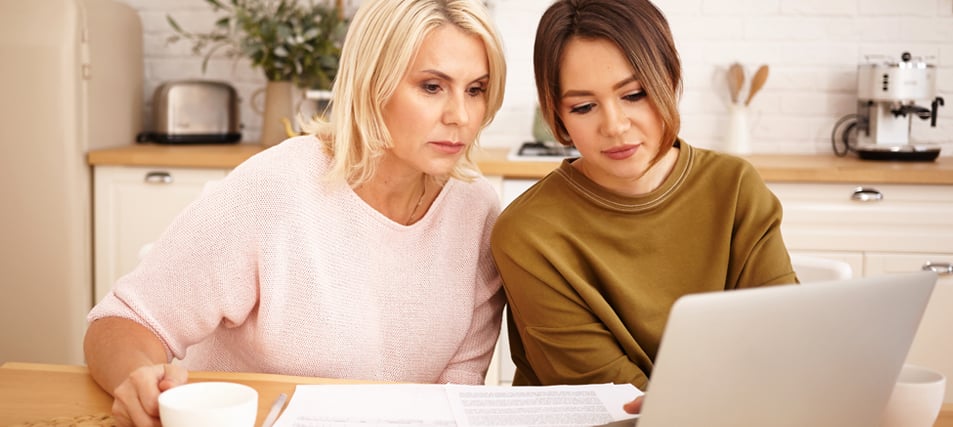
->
xmin=745 ymin=64 xmax=770 ymax=106
xmin=727 ymin=63 xmax=745 ymax=104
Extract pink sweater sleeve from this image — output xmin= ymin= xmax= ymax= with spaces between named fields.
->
xmin=439 ymin=199 xmax=505 ymax=384
xmin=89 ymin=175 xmax=261 ymax=360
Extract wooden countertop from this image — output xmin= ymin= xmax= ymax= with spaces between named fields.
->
xmin=87 ymin=143 xmax=267 ymax=170
xmin=87 ymin=143 xmax=953 ymax=185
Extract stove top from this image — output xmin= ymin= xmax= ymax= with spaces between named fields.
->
xmin=508 ymin=142 xmax=580 ymax=161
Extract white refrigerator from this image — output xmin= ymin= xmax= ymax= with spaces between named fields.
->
xmin=0 ymin=0 xmax=142 ymax=364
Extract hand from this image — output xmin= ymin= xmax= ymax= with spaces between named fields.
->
xmin=110 ymin=363 xmax=188 ymax=427
xmin=623 ymin=395 xmax=644 ymax=414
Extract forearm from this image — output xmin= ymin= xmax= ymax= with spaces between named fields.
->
xmin=83 ymin=317 xmax=169 ymax=395
xmin=515 ymin=316 xmax=651 ymax=388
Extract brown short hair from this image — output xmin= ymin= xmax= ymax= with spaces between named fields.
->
xmin=534 ymin=0 xmax=682 ymax=157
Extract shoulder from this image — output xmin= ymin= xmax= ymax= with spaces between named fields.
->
xmin=682 ymin=144 xmax=779 ymax=211
xmin=498 ymin=166 xmax=567 ymax=218
xmin=682 ymin=144 xmax=766 ymax=192
xmin=445 ymin=175 xmax=501 ymax=212
xmin=226 ymin=136 xmax=330 ymax=187
xmin=236 ymin=135 xmax=327 ymax=172
xmin=492 ymin=173 xmax=564 ymax=245
xmin=204 ymin=136 xmax=335 ymax=216
xmin=686 ymin=144 xmax=756 ymax=177
xmin=431 ymin=176 xmax=501 ymax=236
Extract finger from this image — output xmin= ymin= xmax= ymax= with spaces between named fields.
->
xmin=623 ymin=395 xmax=644 ymax=414
xmin=113 ymin=381 xmax=161 ymax=427
xmin=157 ymin=363 xmax=189 ymax=391
xmin=129 ymin=365 xmax=166 ymax=419
xmin=111 ymin=399 xmax=133 ymax=427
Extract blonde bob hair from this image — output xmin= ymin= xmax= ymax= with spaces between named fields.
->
xmin=304 ymin=0 xmax=506 ymax=187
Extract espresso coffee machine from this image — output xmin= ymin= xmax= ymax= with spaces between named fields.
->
xmin=833 ymin=52 xmax=945 ymax=161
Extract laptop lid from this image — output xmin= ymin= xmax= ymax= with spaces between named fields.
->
xmin=637 ymin=271 xmax=937 ymax=427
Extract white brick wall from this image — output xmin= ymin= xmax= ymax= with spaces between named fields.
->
xmin=121 ymin=0 xmax=953 ymax=155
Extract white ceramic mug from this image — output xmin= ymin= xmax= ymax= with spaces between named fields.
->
xmin=159 ymin=381 xmax=258 ymax=427
xmin=881 ymin=363 xmax=946 ymax=427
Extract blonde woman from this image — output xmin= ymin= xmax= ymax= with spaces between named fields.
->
xmin=84 ymin=0 xmax=507 ymax=425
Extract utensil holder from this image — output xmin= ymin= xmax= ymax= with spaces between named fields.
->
xmin=725 ymin=103 xmax=751 ymax=155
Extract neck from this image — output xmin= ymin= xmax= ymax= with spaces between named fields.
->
xmin=404 ymin=174 xmax=428 ymax=225
xmin=574 ymin=146 xmax=680 ymax=197
xmin=355 ymin=172 xmax=429 ymax=225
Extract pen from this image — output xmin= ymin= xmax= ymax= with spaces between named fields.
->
xmin=260 ymin=392 xmax=288 ymax=427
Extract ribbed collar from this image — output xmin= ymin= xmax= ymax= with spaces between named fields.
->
xmin=553 ymin=140 xmax=693 ymax=213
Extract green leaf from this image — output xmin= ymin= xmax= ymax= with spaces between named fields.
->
xmin=166 ymin=15 xmax=184 ymax=33
xmin=302 ymin=28 xmax=319 ymax=40
xmin=166 ymin=0 xmax=349 ymax=88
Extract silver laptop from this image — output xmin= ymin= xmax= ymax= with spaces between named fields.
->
xmin=632 ymin=271 xmax=937 ymax=427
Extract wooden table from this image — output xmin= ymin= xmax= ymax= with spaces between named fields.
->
xmin=3 ymin=362 xmax=952 ymax=426
xmin=0 ymin=362 xmax=372 ymax=426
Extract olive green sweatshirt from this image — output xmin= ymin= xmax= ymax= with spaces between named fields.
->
xmin=490 ymin=141 xmax=797 ymax=389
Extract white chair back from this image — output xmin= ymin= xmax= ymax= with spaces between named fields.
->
xmin=790 ymin=254 xmax=853 ymax=283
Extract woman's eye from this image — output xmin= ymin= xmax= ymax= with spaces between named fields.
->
xmin=569 ymin=103 xmax=594 ymax=114
xmin=623 ymin=91 xmax=647 ymax=102
xmin=467 ymin=85 xmax=487 ymax=97
xmin=422 ymin=83 xmax=441 ymax=94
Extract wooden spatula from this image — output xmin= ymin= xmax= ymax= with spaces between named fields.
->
xmin=745 ymin=65 xmax=769 ymax=106
xmin=728 ymin=63 xmax=745 ymax=104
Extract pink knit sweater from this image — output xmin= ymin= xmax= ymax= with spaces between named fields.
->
xmin=88 ymin=136 xmax=504 ymax=385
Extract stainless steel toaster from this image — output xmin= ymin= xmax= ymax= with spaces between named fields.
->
xmin=138 ymin=80 xmax=241 ymax=144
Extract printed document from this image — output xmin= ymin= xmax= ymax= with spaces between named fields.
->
xmin=272 ymin=383 xmax=642 ymax=426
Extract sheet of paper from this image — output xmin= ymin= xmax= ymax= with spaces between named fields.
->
xmin=446 ymin=383 xmax=640 ymax=427
xmin=272 ymin=383 xmax=642 ymax=427
xmin=273 ymin=384 xmax=455 ymax=426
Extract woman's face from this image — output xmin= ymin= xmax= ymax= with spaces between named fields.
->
xmin=381 ymin=24 xmax=490 ymax=177
xmin=557 ymin=37 xmax=667 ymax=195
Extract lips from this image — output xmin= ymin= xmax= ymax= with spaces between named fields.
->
xmin=430 ymin=141 xmax=466 ymax=155
xmin=603 ymin=144 xmax=638 ymax=160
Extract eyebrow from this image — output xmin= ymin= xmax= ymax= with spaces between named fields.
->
xmin=421 ymin=69 xmax=490 ymax=84
xmin=561 ymin=75 xmax=639 ymax=98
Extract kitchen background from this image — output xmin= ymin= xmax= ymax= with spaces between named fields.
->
xmin=120 ymin=0 xmax=953 ymax=155
xmin=1 ymin=0 xmax=951 ymax=382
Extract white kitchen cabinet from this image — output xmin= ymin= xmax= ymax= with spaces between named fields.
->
xmin=93 ymin=165 xmax=228 ymax=303
xmin=500 ymin=178 xmax=537 ymax=207
xmin=768 ymin=182 xmax=953 ymax=402
xmin=768 ymin=183 xmax=953 ymax=255
xmin=866 ymin=252 xmax=953 ymax=402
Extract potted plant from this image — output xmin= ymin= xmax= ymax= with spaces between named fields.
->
xmin=167 ymin=0 xmax=348 ymax=145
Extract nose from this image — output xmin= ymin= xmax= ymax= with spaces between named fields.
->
xmin=600 ymin=101 xmax=629 ymax=137
xmin=443 ymin=92 xmax=470 ymax=126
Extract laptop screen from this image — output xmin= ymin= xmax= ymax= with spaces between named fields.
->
xmin=637 ymin=271 xmax=937 ymax=427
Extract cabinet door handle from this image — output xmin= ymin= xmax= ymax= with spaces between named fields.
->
xmin=144 ymin=171 xmax=173 ymax=185
xmin=922 ymin=262 xmax=953 ymax=276
xmin=850 ymin=187 xmax=883 ymax=202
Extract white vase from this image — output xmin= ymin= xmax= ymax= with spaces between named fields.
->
xmin=725 ymin=103 xmax=751 ymax=155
